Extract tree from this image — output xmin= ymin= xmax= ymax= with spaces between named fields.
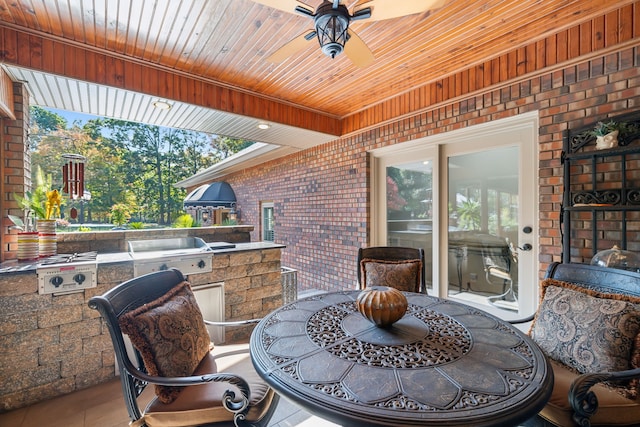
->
xmin=210 ymin=135 xmax=253 ymax=160
xmin=29 ymin=107 xmax=253 ymax=226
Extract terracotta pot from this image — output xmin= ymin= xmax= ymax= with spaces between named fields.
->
xmin=356 ymin=286 xmax=408 ymax=328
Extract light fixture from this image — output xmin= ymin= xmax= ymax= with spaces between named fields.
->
xmin=313 ymin=1 xmax=350 ymax=59
xmin=257 ymin=123 xmax=271 ymax=130
xmin=152 ymin=100 xmax=172 ymax=110
xmin=229 ymin=205 xmax=240 ymax=223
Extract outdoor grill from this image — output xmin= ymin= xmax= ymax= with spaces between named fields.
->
xmin=36 ymin=251 xmax=98 ymax=295
xmin=128 ymin=237 xmax=213 ymax=277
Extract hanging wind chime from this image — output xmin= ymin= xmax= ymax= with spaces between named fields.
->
xmin=62 ymin=154 xmax=86 ymax=220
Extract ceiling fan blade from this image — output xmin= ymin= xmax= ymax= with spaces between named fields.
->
xmin=354 ymin=0 xmax=445 ymax=21
xmin=267 ymin=31 xmax=316 ymax=63
xmin=344 ymin=29 xmax=375 ymax=67
xmin=251 ymin=0 xmax=313 ymax=14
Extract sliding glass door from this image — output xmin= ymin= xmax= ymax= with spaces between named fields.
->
xmin=446 ymin=146 xmax=521 ymax=312
xmin=371 ymin=113 xmax=538 ymax=317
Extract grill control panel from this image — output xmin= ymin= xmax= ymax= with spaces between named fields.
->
xmin=38 ymin=263 xmax=98 ymax=295
xmin=133 ymin=254 xmax=213 ymax=277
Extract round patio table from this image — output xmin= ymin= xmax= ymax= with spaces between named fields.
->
xmin=250 ymin=291 xmax=552 ymax=427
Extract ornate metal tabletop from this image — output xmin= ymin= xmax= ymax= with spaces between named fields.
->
xmin=250 ymin=291 xmax=552 ymax=427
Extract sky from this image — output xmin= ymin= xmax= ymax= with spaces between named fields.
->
xmin=47 ymin=107 xmax=97 ymax=126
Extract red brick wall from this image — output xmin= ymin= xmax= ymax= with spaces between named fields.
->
xmin=1 ymin=83 xmax=29 ymax=262
xmin=224 ymin=46 xmax=640 ymax=293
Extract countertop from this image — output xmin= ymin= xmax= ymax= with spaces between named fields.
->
xmin=0 ymin=241 xmax=285 ymax=274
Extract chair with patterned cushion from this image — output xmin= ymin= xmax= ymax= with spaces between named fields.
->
xmin=357 ymin=246 xmax=426 ymax=293
xmin=88 ymin=268 xmax=279 ymax=427
xmin=511 ymin=262 xmax=640 ymax=427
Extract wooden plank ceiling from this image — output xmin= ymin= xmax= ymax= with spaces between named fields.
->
xmin=0 ymin=0 xmax=636 ymax=144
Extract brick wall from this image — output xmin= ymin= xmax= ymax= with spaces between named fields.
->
xmin=224 ymin=46 xmax=640 ymax=293
xmin=1 ymin=83 xmax=29 ymax=262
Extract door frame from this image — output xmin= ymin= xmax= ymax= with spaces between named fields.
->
xmin=370 ymin=111 xmax=539 ymax=316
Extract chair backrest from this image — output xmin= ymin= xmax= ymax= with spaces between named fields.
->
xmin=482 ymin=240 xmax=513 ymax=271
xmin=544 ymin=262 xmax=640 ymax=296
xmin=88 ymin=268 xmax=187 ymax=421
xmin=357 ymin=246 xmax=426 ymax=293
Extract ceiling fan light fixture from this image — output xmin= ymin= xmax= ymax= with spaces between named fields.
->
xmin=314 ymin=2 xmax=350 ymax=59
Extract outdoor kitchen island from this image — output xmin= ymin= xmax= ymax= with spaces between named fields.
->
xmin=0 ymin=239 xmax=285 ymax=412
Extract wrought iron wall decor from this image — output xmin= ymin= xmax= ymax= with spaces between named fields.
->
xmin=561 ymin=111 xmax=640 ymax=263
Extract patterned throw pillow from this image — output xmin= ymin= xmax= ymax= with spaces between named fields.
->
xmin=119 ymin=280 xmax=212 ymax=404
xmin=360 ymin=258 xmax=422 ymax=292
xmin=530 ymin=279 xmax=640 ymax=399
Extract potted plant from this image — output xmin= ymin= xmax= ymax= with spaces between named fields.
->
xmin=588 ymin=120 xmax=626 ymax=150
xmin=11 ymin=166 xmax=63 ymax=258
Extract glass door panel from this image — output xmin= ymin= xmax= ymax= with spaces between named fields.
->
xmin=385 ymin=161 xmax=434 ymax=292
xmin=447 ymin=147 xmax=520 ymax=311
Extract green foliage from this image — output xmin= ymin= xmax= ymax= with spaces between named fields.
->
xmin=28 ymin=107 xmax=252 ymax=227
xmin=457 ymin=199 xmax=481 ymax=230
xmin=7 ymin=214 xmax=26 ymax=231
xmin=13 ymin=166 xmax=59 ymax=230
xmin=588 ymin=121 xmax=627 ymax=137
xmin=31 ymin=106 xmax=67 ymax=131
xmin=222 ymin=218 xmax=238 ymax=226
xmin=109 ymin=203 xmax=131 ymax=226
xmin=78 ymin=226 xmax=92 ymax=232
xmin=128 ymin=221 xmax=145 ymax=229
xmin=386 ymin=166 xmax=432 ymax=217
xmin=173 ymin=214 xmax=195 ymax=228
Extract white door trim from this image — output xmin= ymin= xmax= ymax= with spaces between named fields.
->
xmin=370 ymin=111 xmax=539 ymax=316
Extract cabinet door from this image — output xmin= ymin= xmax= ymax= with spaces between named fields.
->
xmin=192 ymin=283 xmax=225 ymax=344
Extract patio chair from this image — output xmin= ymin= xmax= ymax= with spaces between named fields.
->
xmin=88 ymin=268 xmax=278 ymax=427
xmin=357 ymin=246 xmax=426 ymax=293
xmin=482 ymin=237 xmax=518 ymax=308
xmin=511 ymin=262 xmax=640 ymax=427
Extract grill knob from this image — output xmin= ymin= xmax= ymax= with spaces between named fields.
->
xmin=198 ymin=260 xmax=206 ymax=269
xmin=73 ymin=273 xmax=86 ymax=284
xmin=50 ymin=276 xmax=64 ymax=287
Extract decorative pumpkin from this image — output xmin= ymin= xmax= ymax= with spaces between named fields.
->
xmin=356 ymin=286 xmax=408 ymax=327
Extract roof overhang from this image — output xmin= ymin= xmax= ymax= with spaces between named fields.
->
xmin=4 ymin=65 xmax=337 ymax=151
xmin=175 ymin=142 xmax=298 ymax=189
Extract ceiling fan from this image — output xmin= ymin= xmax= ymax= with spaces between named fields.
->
xmin=252 ymin=0 xmax=445 ymax=67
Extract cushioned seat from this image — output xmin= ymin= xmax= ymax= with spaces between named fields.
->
xmin=143 ymin=344 xmax=276 ymax=427
xmin=88 ymin=268 xmax=279 ymax=427
xmin=512 ymin=262 xmax=640 ymax=427
xmin=542 ymin=359 xmax=640 ymax=427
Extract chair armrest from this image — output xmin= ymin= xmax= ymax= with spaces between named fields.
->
xmin=506 ymin=313 xmax=535 ymax=324
xmin=569 ymin=367 xmax=640 ymax=426
xmin=127 ymin=368 xmax=252 ymax=421
xmin=204 ymin=318 xmax=261 ymax=327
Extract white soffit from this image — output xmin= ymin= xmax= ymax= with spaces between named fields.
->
xmin=174 ymin=142 xmax=299 ymax=188
xmin=3 ymin=65 xmax=336 ymax=150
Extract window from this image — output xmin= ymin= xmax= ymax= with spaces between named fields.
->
xmin=262 ymin=202 xmax=274 ymax=241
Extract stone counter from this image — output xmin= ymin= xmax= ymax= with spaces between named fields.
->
xmin=0 ymin=242 xmax=285 ymax=412
xmin=55 ymin=225 xmax=253 ymax=254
